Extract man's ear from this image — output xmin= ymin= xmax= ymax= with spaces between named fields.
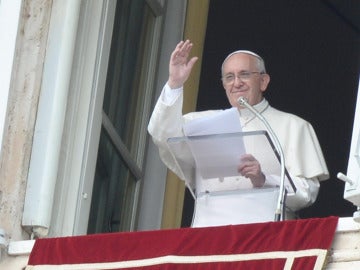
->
xmin=260 ymin=74 xmax=270 ymax=92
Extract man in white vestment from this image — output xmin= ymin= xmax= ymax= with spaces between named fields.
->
xmin=148 ymin=40 xmax=329 ymax=227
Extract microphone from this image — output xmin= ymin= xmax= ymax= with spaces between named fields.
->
xmin=238 ymin=97 xmax=286 ymax=222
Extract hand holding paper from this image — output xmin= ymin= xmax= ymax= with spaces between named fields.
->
xmin=238 ymin=154 xmax=266 ymax=187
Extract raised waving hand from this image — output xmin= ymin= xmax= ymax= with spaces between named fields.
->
xmin=168 ymin=40 xmax=198 ymax=89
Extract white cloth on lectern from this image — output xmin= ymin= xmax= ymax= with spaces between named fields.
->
xmin=193 ymin=188 xmax=279 ymax=227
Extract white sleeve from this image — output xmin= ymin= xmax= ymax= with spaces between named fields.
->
xmin=160 ymin=83 xmax=183 ymax=105
xmin=147 ymin=83 xmax=186 ymax=180
xmin=285 ymin=176 xmax=320 ymax=211
xmin=263 ymin=174 xmax=320 ymax=211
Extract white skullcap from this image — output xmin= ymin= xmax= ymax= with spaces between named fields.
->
xmin=221 ymin=50 xmax=266 ymax=72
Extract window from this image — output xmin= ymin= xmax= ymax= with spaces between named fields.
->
xmin=87 ymin=0 xmax=164 ymax=233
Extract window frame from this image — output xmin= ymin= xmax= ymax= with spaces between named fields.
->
xmin=49 ymin=0 xmax=166 ymax=236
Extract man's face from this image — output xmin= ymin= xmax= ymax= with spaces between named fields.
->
xmin=222 ymin=53 xmax=270 ymax=108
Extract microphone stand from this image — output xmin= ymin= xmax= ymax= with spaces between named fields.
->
xmin=238 ymin=97 xmax=286 ymax=221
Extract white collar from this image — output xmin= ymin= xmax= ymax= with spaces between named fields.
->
xmin=238 ymin=98 xmax=269 ymax=118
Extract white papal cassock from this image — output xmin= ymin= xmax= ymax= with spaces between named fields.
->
xmin=148 ymin=84 xmax=329 ymax=227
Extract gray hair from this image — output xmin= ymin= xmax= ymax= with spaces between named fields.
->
xmin=221 ymin=50 xmax=266 ymax=75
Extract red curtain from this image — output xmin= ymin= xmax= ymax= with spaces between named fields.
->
xmin=26 ymin=216 xmax=338 ymax=270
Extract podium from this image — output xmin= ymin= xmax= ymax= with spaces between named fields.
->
xmin=167 ymin=131 xmax=296 ymax=226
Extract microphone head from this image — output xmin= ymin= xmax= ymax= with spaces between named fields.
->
xmin=237 ymin=96 xmax=248 ymax=105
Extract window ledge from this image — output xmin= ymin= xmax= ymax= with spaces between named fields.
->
xmin=336 ymin=216 xmax=360 ymax=232
xmin=7 ymin=240 xmax=35 ymax=256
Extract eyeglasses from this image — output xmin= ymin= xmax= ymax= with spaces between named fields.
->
xmin=222 ymin=71 xmax=264 ymax=84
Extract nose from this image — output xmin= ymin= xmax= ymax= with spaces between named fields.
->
xmin=233 ymin=75 xmax=244 ymax=86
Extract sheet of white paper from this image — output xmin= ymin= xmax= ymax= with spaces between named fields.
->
xmin=183 ymin=108 xmax=242 ymax=136
xmin=183 ymin=108 xmax=246 ymax=179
